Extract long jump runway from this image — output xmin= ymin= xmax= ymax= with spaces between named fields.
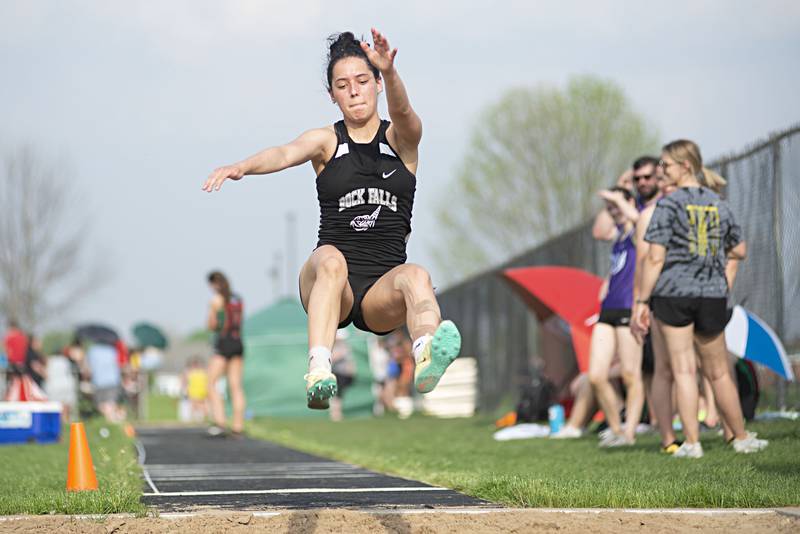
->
xmin=137 ymin=427 xmax=489 ymax=512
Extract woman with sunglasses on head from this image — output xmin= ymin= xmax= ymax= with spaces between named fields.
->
xmin=589 ymin=186 xmax=643 ymax=447
xmin=202 ymin=29 xmax=461 ymax=411
xmin=632 ymin=139 xmax=767 ymax=458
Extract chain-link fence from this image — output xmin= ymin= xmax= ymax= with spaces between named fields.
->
xmin=437 ymin=124 xmax=800 ymax=412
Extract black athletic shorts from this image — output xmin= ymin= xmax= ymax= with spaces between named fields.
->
xmin=339 ymin=272 xmax=394 ymax=336
xmin=215 ymin=336 xmax=244 ymax=359
xmin=597 ymin=308 xmax=631 ymax=327
xmin=651 ymin=296 xmax=728 ymax=335
xmin=299 ymin=265 xmax=395 ymax=337
xmin=641 ymin=333 xmax=654 ymax=375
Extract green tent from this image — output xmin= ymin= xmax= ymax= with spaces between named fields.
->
xmin=242 ymin=297 xmax=374 ymax=418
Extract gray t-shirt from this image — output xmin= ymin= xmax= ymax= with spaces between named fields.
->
xmin=644 ymin=187 xmax=742 ymax=298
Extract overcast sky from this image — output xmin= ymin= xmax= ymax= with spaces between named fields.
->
xmin=1 ymin=1 xmax=798 ymax=339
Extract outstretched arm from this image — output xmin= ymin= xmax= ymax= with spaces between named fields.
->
xmin=630 ymin=206 xmax=653 ymax=342
xmin=361 ymin=28 xmax=422 ymax=151
xmin=632 ymin=205 xmax=654 ymax=303
xmin=592 ymin=170 xmax=635 ymax=240
xmin=631 ymin=243 xmax=666 ymax=343
xmin=598 ymin=190 xmax=640 ymax=223
xmin=592 ymin=208 xmax=618 ymax=241
xmin=725 ymin=241 xmax=747 ymax=290
xmin=202 ymin=128 xmax=333 ymax=192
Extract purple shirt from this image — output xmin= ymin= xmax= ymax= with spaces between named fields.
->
xmin=602 ymin=227 xmax=636 ymax=310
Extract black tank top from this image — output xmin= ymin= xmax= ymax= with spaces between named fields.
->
xmin=316 ymin=120 xmax=416 ymax=278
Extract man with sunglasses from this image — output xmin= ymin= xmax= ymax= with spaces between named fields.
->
xmin=592 ymin=156 xmax=661 ymax=241
xmin=631 ymin=156 xmax=661 ymax=210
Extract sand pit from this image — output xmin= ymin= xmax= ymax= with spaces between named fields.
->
xmin=2 ymin=508 xmax=798 ymax=533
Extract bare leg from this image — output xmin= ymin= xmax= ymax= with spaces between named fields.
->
xmin=191 ymin=400 xmax=206 ymax=421
xmin=226 ymin=356 xmax=246 ymax=433
xmin=382 ymin=378 xmax=397 ymax=412
xmin=329 ymin=396 xmax=343 ymax=421
xmin=98 ymin=402 xmax=117 ymax=423
xmin=643 ymin=374 xmax=657 ymax=426
xmin=700 ymin=374 xmax=720 ymax=427
xmin=299 ymin=245 xmax=355 ymax=351
xmin=588 ymin=323 xmax=623 ymax=436
xmin=698 ymin=350 xmax=734 ymax=440
xmin=660 ymin=322 xmax=700 ymax=444
xmin=616 ymin=326 xmax=644 ymax=442
xmin=115 ymin=403 xmax=127 ymax=423
xmin=695 ymin=332 xmax=747 ymax=440
xmin=566 ymin=373 xmax=597 ymax=430
xmin=207 ymin=355 xmax=227 ymax=428
xmin=359 ymin=263 xmax=440 ymax=340
xmin=651 ymin=320 xmax=677 ymax=446
xmin=719 ymin=379 xmax=735 ymax=441
xmin=362 ymin=263 xmax=460 ymax=393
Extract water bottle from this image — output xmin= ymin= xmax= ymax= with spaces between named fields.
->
xmin=548 ymin=404 xmax=565 ymax=434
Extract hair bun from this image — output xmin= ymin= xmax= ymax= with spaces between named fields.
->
xmin=324 ymin=31 xmax=380 ymax=90
xmin=328 ymin=32 xmax=357 ymax=53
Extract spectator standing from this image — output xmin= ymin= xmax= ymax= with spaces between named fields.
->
xmin=183 ymin=357 xmax=208 ymax=422
xmin=330 ymin=330 xmax=356 ymax=421
xmin=367 ymin=336 xmax=390 ymax=416
xmin=3 ymin=320 xmax=28 ymax=377
xmin=383 ymin=330 xmax=416 ymax=417
xmin=206 ymin=271 xmax=246 ymax=438
xmin=25 ymin=334 xmax=47 ymax=388
xmin=86 ymin=342 xmax=125 ymax=422
xmin=45 ymin=346 xmax=79 ymax=423
xmin=633 ymin=139 xmax=767 ymax=458
xmin=589 ymin=186 xmax=644 ymax=447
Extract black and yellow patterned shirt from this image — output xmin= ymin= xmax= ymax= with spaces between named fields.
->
xmin=644 ymin=187 xmax=742 ymax=298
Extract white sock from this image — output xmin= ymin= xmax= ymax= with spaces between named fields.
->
xmin=308 ymin=346 xmax=332 ymax=373
xmin=412 ymin=335 xmax=432 ymax=363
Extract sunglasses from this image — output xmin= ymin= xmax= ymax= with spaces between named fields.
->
xmin=658 ymin=159 xmax=679 ymax=169
xmin=633 ymin=173 xmax=655 ymax=182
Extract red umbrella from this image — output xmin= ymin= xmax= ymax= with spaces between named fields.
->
xmin=503 ymin=266 xmax=603 ymax=373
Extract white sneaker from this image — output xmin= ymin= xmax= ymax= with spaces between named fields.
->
xmin=598 ymin=431 xmax=633 ymax=448
xmin=673 ymin=441 xmax=704 ymax=458
xmin=551 ymin=426 xmax=583 ymax=439
xmin=206 ymin=425 xmax=225 ymax=437
xmin=598 ymin=428 xmax=613 ymax=441
xmin=732 ymin=432 xmax=769 ymax=453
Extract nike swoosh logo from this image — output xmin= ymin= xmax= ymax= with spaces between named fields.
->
xmin=382 ymin=169 xmax=397 ymax=179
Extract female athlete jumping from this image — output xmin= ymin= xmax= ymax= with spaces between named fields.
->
xmin=202 ymin=29 xmax=461 ymax=409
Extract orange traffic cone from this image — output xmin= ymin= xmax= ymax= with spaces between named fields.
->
xmin=66 ymin=422 xmax=98 ymax=491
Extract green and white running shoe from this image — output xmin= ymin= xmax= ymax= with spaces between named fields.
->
xmin=414 ymin=320 xmax=462 ymax=394
xmin=305 ymin=369 xmax=338 ymax=410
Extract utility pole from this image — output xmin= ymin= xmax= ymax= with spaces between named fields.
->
xmin=286 ymin=211 xmax=297 ymax=297
xmin=270 ymin=252 xmax=282 ymax=302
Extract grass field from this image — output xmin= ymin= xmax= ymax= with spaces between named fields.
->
xmin=144 ymin=394 xmax=179 ymax=422
xmin=2 ymin=411 xmax=797 ymax=516
xmin=0 ymin=420 xmax=146 ymax=515
xmin=247 ymin=415 xmax=800 ymax=508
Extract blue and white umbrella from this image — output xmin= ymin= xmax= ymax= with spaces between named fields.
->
xmin=725 ymin=305 xmax=794 ymax=381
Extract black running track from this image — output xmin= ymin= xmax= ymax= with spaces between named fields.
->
xmin=137 ymin=427 xmax=489 ymax=512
